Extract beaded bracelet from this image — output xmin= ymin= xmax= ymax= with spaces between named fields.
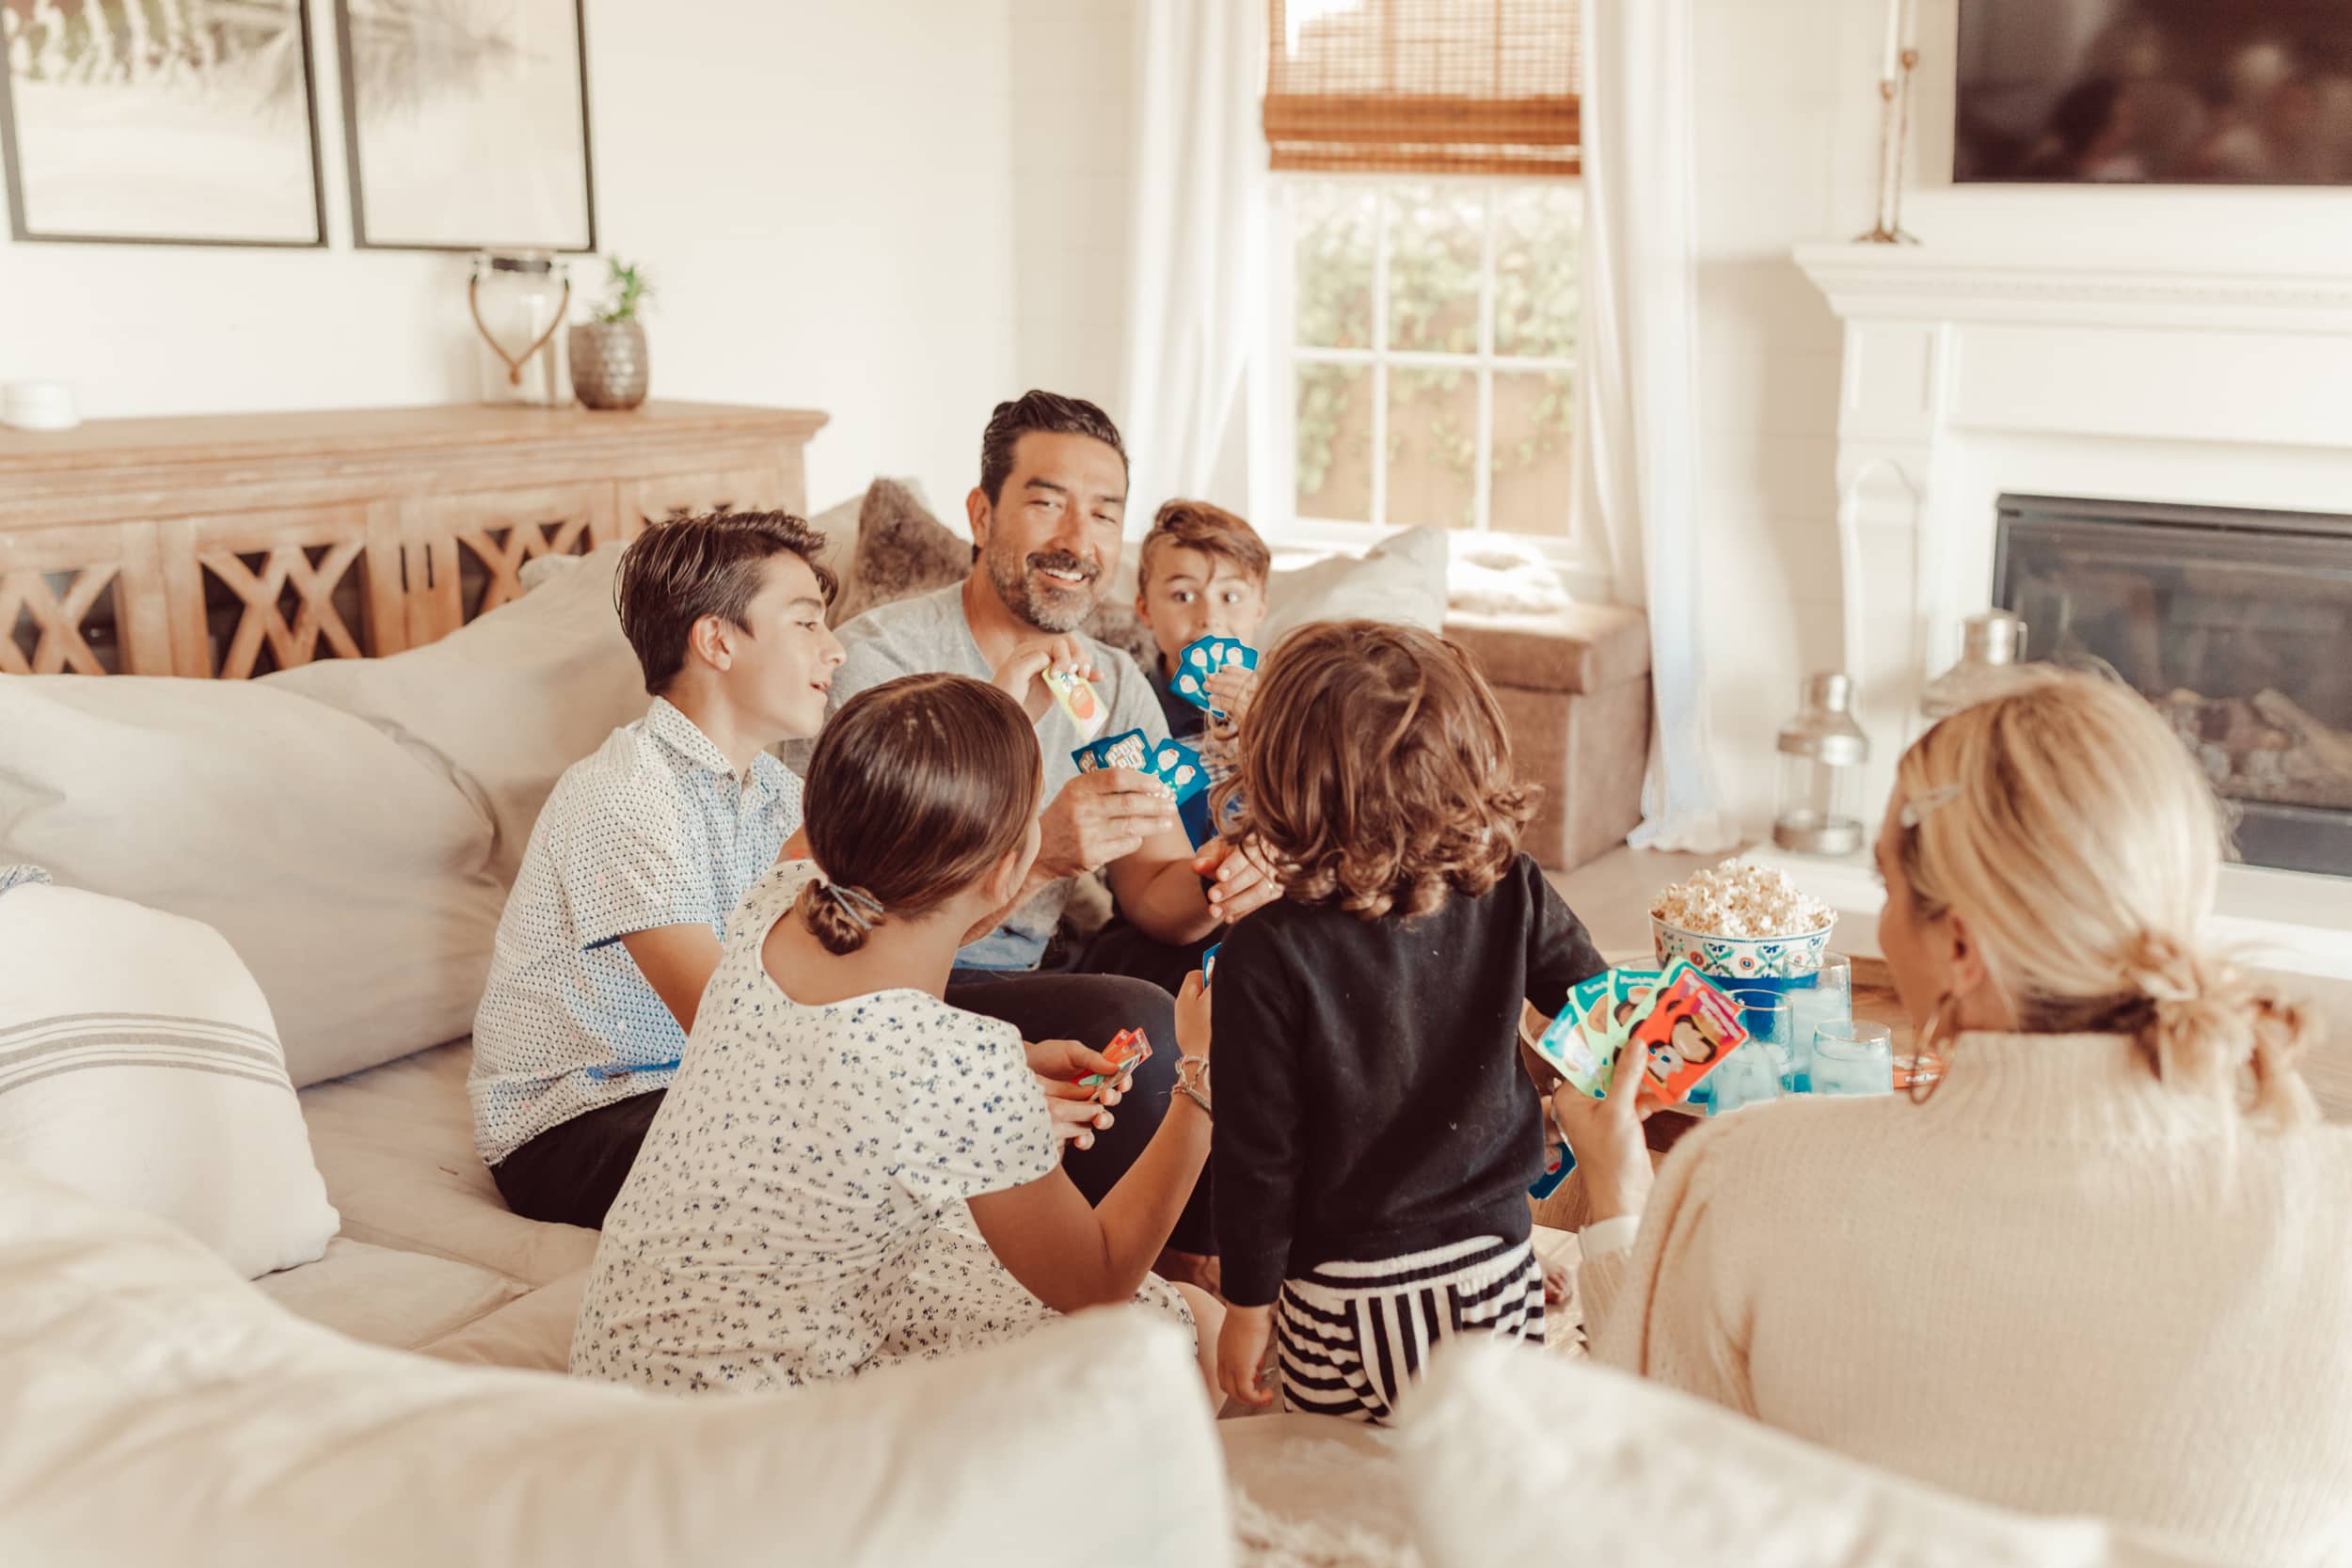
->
xmin=1172 ymin=1053 xmax=1212 ymax=1120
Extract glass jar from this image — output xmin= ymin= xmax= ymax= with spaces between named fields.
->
xmin=1772 ymin=672 xmax=1869 ymax=856
xmin=1921 ymin=610 xmax=2030 ymax=721
xmin=469 ymin=250 xmax=572 ymax=406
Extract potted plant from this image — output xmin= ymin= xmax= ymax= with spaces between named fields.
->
xmin=569 ymin=256 xmax=654 ymax=410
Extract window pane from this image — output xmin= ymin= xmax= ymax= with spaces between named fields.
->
xmin=1296 ymin=364 xmax=1375 ymax=521
xmin=1490 ymin=370 xmax=1574 ymax=536
xmin=1387 ymin=183 xmax=1485 ymax=356
xmin=1494 ymin=183 xmax=1579 ymax=360
xmin=1294 ymin=182 xmax=1376 ymax=350
xmin=1388 ymin=368 xmax=1479 ymax=531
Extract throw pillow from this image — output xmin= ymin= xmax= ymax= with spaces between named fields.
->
xmin=0 ymin=1159 xmax=1234 ymax=1568
xmin=1258 ymin=525 xmax=1453 ymax=650
xmin=1400 ymin=1338 xmax=2179 ymax=1568
xmin=267 ymin=543 xmax=647 ymax=888
xmin=0 ymin=875 xmax=338 ymax=1278
xmin=828 ymin=478 xmax=970 ymax=628
xmin=0 ymin=675 xmax=507 ymax=1088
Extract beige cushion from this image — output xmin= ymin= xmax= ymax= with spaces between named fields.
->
xmin=1258 ymin=526 xmax=1452 ymax=648
xmin=0 ymin=879 xmax=338 ymax=1279
xmin=1399 ymin=1338 xmax=2216 ymax=1568
xmin=421 ymin=1269 xmax=589 ymax=1371
xmin=0 ymin=1160 xmax=1236 ymax=1568
xmin=254 ymin=1237 xmax=523 ymax=1352
xmin=1444 ymin=601 xmax=1650 ymax=695
xmin=0 ymin=676 xmax=505 ymax=1087
xmin=297 ymin=1040 xmax=598 ymax=1289
xmin=266 ymin=543 xmax=648 ymax=887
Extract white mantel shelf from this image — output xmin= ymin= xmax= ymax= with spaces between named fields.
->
xmin=1792 ymin=242 xmax=2352 ymax=332
xmin=1788 ymin=236 xmax=2352 ymax=980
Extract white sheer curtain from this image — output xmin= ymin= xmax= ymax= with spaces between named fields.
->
xmin=1572 ymin=0 xmax=1737 ymax=852
xmin=1120 ymin=0 xmax=1265 ymax=519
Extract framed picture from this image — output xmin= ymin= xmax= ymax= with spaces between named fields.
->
xmin=334 ymin=0 xmax=596 ymax=252
xmin=0 ymin=0 xmax=328 ymax=247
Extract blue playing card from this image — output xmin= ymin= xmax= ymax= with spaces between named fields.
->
xmin=1145 ymin=737 xmax=1209 ymax=803
xmin=1072 ymin=728 xmax=1151 ymax=776
xmin=1172 ymin=635 xmax=1260 ymax=714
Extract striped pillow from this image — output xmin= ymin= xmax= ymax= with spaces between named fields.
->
xmin=0 ymin=871 xmax=336 ymax=1278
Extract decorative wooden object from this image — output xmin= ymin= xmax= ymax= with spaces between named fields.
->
xmin=0 ymin=403 xmax=826 ymax=678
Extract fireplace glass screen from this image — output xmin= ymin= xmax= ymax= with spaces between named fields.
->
xmin=1993 ymin=495 xmax=2352 ymax=879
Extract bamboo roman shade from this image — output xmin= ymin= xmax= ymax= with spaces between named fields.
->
xmin=1263 ymin=0 xmax=1581 ymax=177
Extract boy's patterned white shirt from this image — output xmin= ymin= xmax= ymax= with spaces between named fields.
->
xmin=467 ymin=698 xmax=801 ymax=1166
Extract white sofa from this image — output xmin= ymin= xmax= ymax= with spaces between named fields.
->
xmin=0 ymin=542 xmax=2237 ymax=1568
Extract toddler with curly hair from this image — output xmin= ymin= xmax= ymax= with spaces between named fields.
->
xmin=1209 ymin=620 xmax=1606 ymax=1422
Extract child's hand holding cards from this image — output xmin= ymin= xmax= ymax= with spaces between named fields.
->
xmin=1073 ymin=1027 xmax=1152 ymax=1101
xmin=1173 ymin=635 xmax=1259 ymax=719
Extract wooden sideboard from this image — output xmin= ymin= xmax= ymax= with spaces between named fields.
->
xmin=0 ymin=402 xmax=828 ymax=678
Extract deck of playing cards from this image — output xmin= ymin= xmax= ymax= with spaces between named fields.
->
xmin=1172 ymin=635 xmax=1259 ymax=717
xmin=1532 ymin=959 xmax=1740 ymax=1106
xmin=1073 ymin=1026 xmax=1152 ymax=1101
xmin=1042 ymin=665 xmax=1108 ymax=740
xmin=1073 ymin=728 xmax=1152 ymax=776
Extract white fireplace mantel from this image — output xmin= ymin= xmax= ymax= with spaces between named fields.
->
xmin=1782 ymin=240 xmax=2352 ymax=983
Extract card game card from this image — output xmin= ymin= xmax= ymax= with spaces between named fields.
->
xmin=1621 ymin=959 xmax=1750 ymax=1104
xmin=1073 ymin=1026 xmax=1152 ymax=1101
xmin=1533 ymin=992 xmax=1617 ymax=1101
xmin=1042 ymin=666 xmax=1107 ymax=740
xmin=1172 ymin=636 xmax=1260 ymax=715
xmin=1202 ymin=942 xmax=1221 ymax=985
xmin=1073 ymin=728 xmax=1151 ymax=776
xmin=1145 ymin=737 xmax=1209 ymax=803
xmin=1603 ymin=968 xmax=1663 ymax=1052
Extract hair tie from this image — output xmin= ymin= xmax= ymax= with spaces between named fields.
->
xmin=821 ymin=879 xmax=885 ymax=931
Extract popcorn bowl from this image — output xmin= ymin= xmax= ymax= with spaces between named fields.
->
xmin=1651 ymin=914 xmax=1836 ymax=982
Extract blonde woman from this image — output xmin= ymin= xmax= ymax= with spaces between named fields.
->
xmin=1554 ymin=672 xmax=2352 ymax=1564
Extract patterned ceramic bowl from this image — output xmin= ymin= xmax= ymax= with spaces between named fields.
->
xmin=1650 ymin=914 xmax=1836 ymax=981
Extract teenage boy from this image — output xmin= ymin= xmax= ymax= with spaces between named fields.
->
xmin=468 ymin=513 xmax=846 ymax=1227
xmin=1131 ymin=499 xmax=1271 ymax=745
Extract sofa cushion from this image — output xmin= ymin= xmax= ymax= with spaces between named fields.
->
xmin=1259 ymin=525 xmax=1452 ymax=648
xmin=1444 ymin=601 xmax=1651 ymax=695
xmin=420 ymin=1268 xmax=589 ymax=1372
xmin=0 ymin=1160 xmax=1234 ymax=1568
xmin=253 ymin=1236 xmax=524 ymax=1352
xmin=0 ymin=876 xmax=339 ymax=1278
xmin=1399 ymin=1338 xmax=2212 ymax=1568
xmin=266 ymin=543 xmax=648 ymax=888
xmin=0 ymin=675 xmax=505 ymax=1087
xmin=297 ymin=1039 xmax=599 ymax=1289
xmin=827 ymin=478 xmax=970 ymax=629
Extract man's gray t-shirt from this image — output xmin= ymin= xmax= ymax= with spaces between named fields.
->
xmin=797 ymin=582 xmax=1170 ymax=970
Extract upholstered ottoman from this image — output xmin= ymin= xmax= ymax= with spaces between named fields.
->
xmin=1444 ymin=603 xmax=1651 ymax=873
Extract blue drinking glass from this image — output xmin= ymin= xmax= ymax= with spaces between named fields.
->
xmin=1782 ymin=955 xmax=1851 ymax=1094
xmin=1705 ymin=1039 xmax=1782 ymax=1116
xmin=1810 ymin=1020 xmax=1894 ymax=1097
xmin=1729 ymin=988 xmax=1797 ymax=1093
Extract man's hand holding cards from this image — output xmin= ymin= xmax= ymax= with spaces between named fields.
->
xmin=993 ymin=633 xmax=1106 ymax=737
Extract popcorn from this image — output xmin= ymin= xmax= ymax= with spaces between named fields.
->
xmin=1650 ymin=862 xmax=1832 ymax=940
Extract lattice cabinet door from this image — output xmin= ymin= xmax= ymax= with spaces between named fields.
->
xmin=0 ymin=520 xmax=174 ymax=675
xmin=613 ymin=466 xmax=792 ymax=539
xmin=404 ymin=483 xmax=622 ymax=644
xmin=158 ymin=505 xmax=405 ymax=678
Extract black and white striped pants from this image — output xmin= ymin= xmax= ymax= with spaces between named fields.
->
xmin=1273 ymin=1234 xmax=1545 ymax=1425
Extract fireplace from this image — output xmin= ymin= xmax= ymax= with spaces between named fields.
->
xmin=1992 ymin=495 xmax=2352 ymax=879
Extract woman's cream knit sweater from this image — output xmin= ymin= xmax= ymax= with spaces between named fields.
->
xmin=1581 ymin=1031 xmax=2352 ymax=1567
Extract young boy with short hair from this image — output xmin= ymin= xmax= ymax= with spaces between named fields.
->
xmin=1132 ymin=499 xmax=1271 ymax=745
xmin=468 ymin=511 xmax=846 ymax=1228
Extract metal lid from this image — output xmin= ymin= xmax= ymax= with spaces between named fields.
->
xmin=1776 ymin=670 xmax=1870 ymax=766
xmin=1959 ymin=610 xmax=2026 ymax=666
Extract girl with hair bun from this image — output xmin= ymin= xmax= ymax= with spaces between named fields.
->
xmin=1553 ymin=670 xmax=2352 ymax=1563
xmin=572 ymin=673 xmax=1220 ymax=1395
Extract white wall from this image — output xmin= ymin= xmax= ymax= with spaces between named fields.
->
xmin=1688 ymin=0 xmax=1883 ymax=835
xmin=0 ymin=0 xmax=1023 ymax=515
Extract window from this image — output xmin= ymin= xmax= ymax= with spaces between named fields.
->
xmin=1260 ymin=0 xmax=1581 ymax=546
xmin=1275 ymin=176 xmax=1577 ymax=538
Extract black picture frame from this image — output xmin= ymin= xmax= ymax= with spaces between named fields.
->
xmin=333 ymin=0 xmax=598 ymax=253
xmin=0 ymin=0 xmax=328 ymax=248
